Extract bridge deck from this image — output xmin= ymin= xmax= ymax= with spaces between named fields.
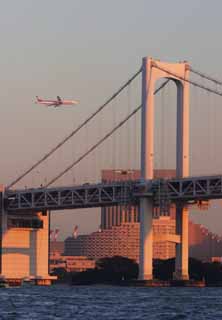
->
xmin=4 ymin=175 xmax=222 ymax=212
xmin=4 ymin=182 xmax=138 ymax=212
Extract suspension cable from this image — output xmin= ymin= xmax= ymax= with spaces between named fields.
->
xmin=154 ymin=79 xmax=170 ymax=94
xmin=46 ymin=79 xmax=170 ymax=187
xmin=46 ymin=105 xmax=142 ymax=187
xmin=190 ymin=67 xmax=222 ymax=86
xmin=6 ymin=68 xmax=142 ymax=190
xmin=153 ymin=64 xmax=222 ymax=97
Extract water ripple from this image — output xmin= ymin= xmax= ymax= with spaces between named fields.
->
xmin=0 ymin=286 xmax=221 ymax=319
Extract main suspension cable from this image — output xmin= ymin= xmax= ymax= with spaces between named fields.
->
xmin=190 ymin=67 xmax=222 ymax=86
xmin=6 ymin=68 xmax=142 ymax=190
xmin=46 ymin=79 xmax=170 ymax=187
xmin=46 ymin=105 xmax=142 ymax=187
xmin=153 ymin=64 xmax=222 ymax=97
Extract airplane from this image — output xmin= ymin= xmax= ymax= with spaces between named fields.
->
xmin=35 ymin=96 xmax=79 ymax=107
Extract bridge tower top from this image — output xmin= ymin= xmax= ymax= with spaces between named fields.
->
xmin=141 ymin=57 xmax=190 ymax=180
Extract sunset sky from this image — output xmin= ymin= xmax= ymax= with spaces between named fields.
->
xmin=1 ymin=0 xmax=222 ymax=238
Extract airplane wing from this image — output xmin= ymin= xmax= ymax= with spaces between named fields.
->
xmin=57 ymin=96 xmax=62 ymax=103
xmin=46 ymin=103 xmax=56 ymax=107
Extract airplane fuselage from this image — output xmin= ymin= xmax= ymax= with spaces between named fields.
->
xmin=36 ymin=96 xmax=79 ymax=107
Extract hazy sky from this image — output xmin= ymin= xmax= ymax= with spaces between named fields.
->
xmin=1 ymin=0 xmax=222 ymax=238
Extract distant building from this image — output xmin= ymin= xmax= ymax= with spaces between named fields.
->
xmin=50 ymin=241 xmax=64 ymax=255
xmin=49 ymin=241 xmax=95 ymax=272
xmin=65 ymin=222 xmax=140 ymax=262
xmin=50 ymin=254 xmax=95 ymax=273
xmin=64 ymin=169 xmax=222 ymax=264
xmin=101 ymin=169 xmax=176 ymax=229
xmin=65 ymin=217 xmax=176 ymax=262
xmin=189 ymin=221 xmax=222 ymax=261
xmin=65 ymin=169 xmax=176 ymax=262
xmin=65 ymin=256 xmax=95 ymax=272
xmin=64 ymin=218 xmax=222 ymax=263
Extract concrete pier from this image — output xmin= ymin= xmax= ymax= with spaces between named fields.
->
xmin=139 ymin=198 xmax=153 ymax=280
xmin=0 ymin=190 xmax=56 ymax=285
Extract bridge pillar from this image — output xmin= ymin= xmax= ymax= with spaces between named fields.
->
xmin=139 ymin=57 xmax=190 ymax=281
xmin=139 ymin=198 xmax=153 ymax=280
xmin=174 ymin=207 xmax=189 ymax=280
xmin=174 ymin=57 xmax=190 ymax=280
xmin=0 ymin=190 xmax=56 ymax=285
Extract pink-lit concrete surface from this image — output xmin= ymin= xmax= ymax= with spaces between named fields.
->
xmin=0 ymin=210 xmax=56 ymax=284
xmin=140 ymin=57 xmax=190 ymax=280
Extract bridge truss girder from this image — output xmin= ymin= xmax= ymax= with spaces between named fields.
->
xmin=4 ymin=175 xmax=222 ymax=213
xmin=163 ymin=175 xmax=222 ymax=201
xmin=5 ymin=182 xmax=136 ymax=212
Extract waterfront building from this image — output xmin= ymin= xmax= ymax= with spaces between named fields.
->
xmin=64 ymin=218 xmax=222 ymax=263
xmin=189 ymin=220 xmax=222 ymax=261
xmin=63 ymin=170 xmax=222 ymax=264
xmin=49 ymin=241 xmax=95 ymax=272
xmin=64 ymin=216 xmax=176 ymax=262
xmin=49 ymin=252 xmax=95 ymax=273
xmin=50 ymin=241 xmax=64 ymax=255
xmin=101 ymin=169 xmax=176 ymax=229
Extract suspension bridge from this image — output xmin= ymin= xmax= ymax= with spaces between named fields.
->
xmin=1 ymin=57 xmax=222 ymax=284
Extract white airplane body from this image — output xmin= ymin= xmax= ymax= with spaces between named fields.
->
xmin=36 ymin=96 xmax=79 ymax=107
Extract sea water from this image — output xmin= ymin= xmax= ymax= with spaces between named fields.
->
xmin=0 ymin=285 xmax=221 ymax=319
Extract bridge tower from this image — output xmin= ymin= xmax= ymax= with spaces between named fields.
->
xmin=139 ymin=57 xmax=190 ymax=280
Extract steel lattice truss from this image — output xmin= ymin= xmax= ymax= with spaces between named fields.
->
xmin=5 ymin=182 xmax=136 ymax=212
xmin=163 ymin=175 xmax=222 ymax=201
xmin=4 ymin=175 xmax=222 ymax=213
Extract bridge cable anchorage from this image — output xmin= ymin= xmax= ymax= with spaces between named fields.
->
xmin=6 ymin=68 xmax=142 ymax=190
xmin=190 ymin=67 xmax=222 ymax=86
xmin=45 ymin=79 xmax=170 ymax=187
xmin=153 ymin=64 xmax=222 ymax=97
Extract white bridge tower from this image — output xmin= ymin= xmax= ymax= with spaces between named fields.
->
xmin=139 ymin=57 xmax=190 ymax=280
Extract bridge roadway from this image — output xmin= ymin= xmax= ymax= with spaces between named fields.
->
xmin=3 ymin=174 xmax=222 ymax=212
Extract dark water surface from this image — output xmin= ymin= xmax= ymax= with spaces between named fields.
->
xmin=0 ymin=285 xmax=221 ymax=319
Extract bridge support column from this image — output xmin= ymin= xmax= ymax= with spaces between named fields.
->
xmin=0 ymin=205 xmax=56 ymax=285
xmin=174 ymin=58 xmax=190 ymax=280
xmin=139 ymin=198 xmax=153 ymax=280
xmin=139 ymin=57 xmax=154 ymax=280
xmin=174 ymin=207 xmax=189 ymax=280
